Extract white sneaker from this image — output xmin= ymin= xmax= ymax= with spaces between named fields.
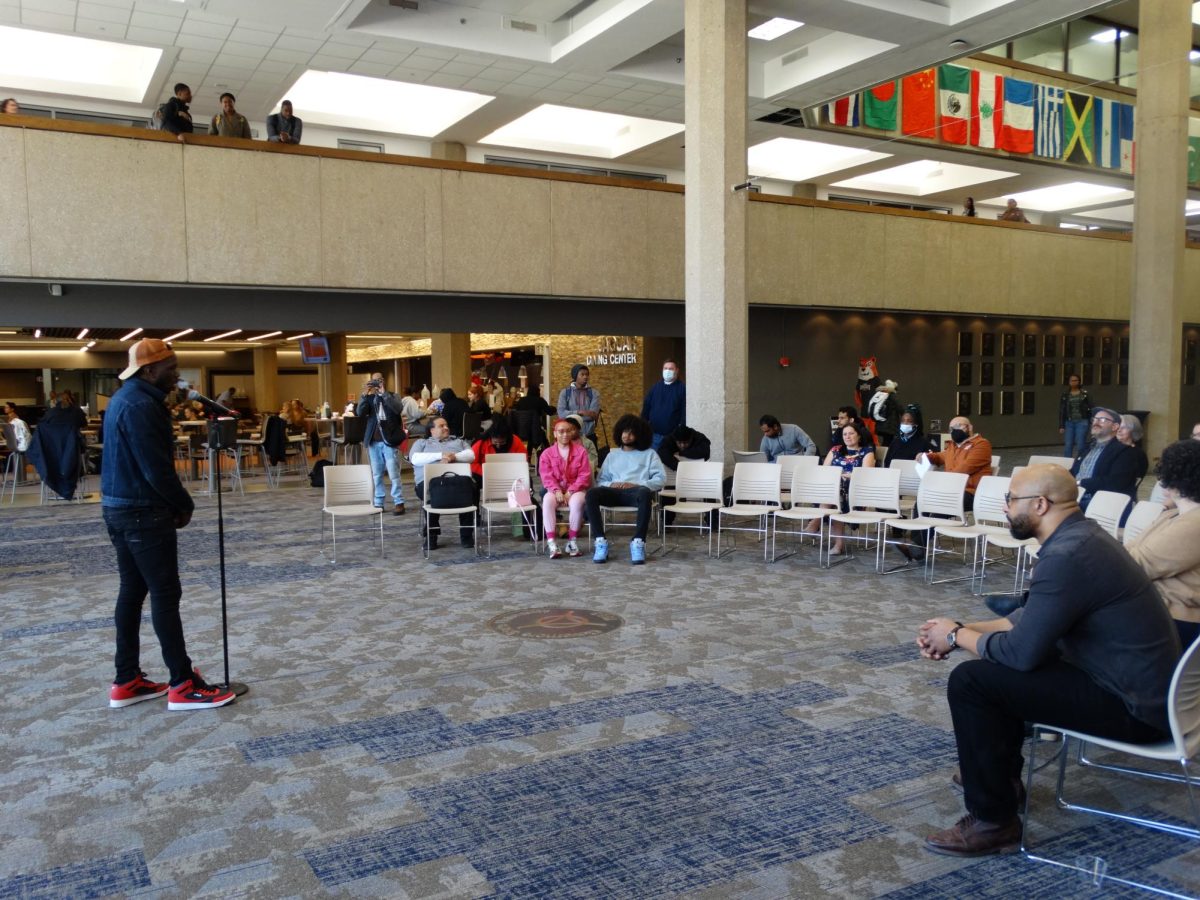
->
xmin=565 ymin=539 xmax=581 ymax=557
xmin=547 ymin=539 xmax=562 ymax=559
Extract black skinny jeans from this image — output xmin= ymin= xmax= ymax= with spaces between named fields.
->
xmin=949 ymin=658 xmax=1164 ymax=822
xmin=585 ymin=485 xmax=654 ymax=541
xmin=104 ymin=506 xmax=193 ymax=686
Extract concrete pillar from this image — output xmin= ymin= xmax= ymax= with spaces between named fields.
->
xmin=252 ymin=345 xmax=278 ymax=415
xmin=318 ymin=333 xmax=348 ymax=411
xmin=431 ymin=141 xmax=467 ymax=162
xmin=1129 ymin=0 xmax=1190 ymax=452
xmin=684 ymin=0 xmax=748 ymax=464
xmin=430 ymin=333 xmax=471 ymax=395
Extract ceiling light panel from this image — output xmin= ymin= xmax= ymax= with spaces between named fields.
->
xmin=747 ymin=137 xmax=890 ymax=182
xmin=832 ymin=160 xmax=1016 ymax=196
xmin=748 ymin=18 xmax=804 ymax=41
xmin=983 ymin=182 xmax=1134 ymax=212
xmin=479 ymin=105 xmax=683 ymax=159
xmin=282 ymin=70 xmax=494 ymax=137
xmin=0 ymin=25 xmax=162 ymax=103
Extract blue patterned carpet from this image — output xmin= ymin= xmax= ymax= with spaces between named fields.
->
xmin=1 ymin=479 xmax=1195 ymax=898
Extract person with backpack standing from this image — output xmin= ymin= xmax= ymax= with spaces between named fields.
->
xmin=357 ymin=374 xmax=407 ymax=515
xmin=159 ymin=83 xmax=193 ymax=138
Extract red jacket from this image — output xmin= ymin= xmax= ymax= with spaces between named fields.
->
xmin=469 ymin=435 xmax=526 ymax=476
xmin=926 ymin=434 xmax=993 ymax=495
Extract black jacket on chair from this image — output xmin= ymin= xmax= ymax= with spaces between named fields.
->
xmin=1071 ymin=440 xmax=1137 ymax=509
xmin=27 ymin=422 xmax=83 ymax=500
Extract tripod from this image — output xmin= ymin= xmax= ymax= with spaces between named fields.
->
xmin=208 ymin=418 xmax=248 ymax=697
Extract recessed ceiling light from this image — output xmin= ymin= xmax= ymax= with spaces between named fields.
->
xmin=748 ymin=18 xmax=804 ymax=41
xmin=832 ymin=160 xmax=1017 ymax=196
xmin=1090 ymin=29 xmax=1127 ymax=43
xmin=983 ymin=181 xmax=1134 ymax=212
xmin=748 ymin=137 xmax=891 ymax=182
xmin=204 ymin=329 xmax=243 ymax=342
xmin=0 ymin=25 xmax=162 ymax=103
xmin=247 ymin=331 xmax=282 ymax=342
xmin=163 ymin=328 xmax=193 ymax=342
xmin=120 ymin=327 xmax=143 ymax=341
xmin=76 ymin=328 xmax=89 ymax=340
xmin=282 ymin=70 xmax=493 ymax=137
xmin=34 ymin=329 xmax=41 ymax=339
xmin=481 ymin=105 xmax=683 ymax=159
xmin=286 ymin=333 xmax=315 ymax=341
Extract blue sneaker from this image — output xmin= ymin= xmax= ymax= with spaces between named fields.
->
xmin=630 ymin=538 xmax=646 ymax=565
xmin=593 ymin=537 xmax=609 ymax=564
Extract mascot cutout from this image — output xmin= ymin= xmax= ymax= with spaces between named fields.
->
xmin=867 ymin=379 xmax=901 ymax=447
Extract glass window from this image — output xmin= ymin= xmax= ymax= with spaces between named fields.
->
xmin=1013 ymin=24 xmax=1065 ymax=70
xmin=1117 ymin=30 xmax=1138 ymax=89
xmin=1190 ymin=52 xmax=1200 ymax=104
xmin=983 ymin=43 xmax=1010 ymax=58
xmin=1068 ymin=19 xmax=1119 ymax=83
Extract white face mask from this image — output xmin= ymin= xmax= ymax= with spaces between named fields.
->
xmin=899 ymin=423 xmax=914 ymax=434
xmin=662 ymin=369 xmax=677 ymax=383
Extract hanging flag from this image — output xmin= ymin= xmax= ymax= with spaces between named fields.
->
xmin=1062 ymin=91 xmax=1095 ymax=165
xmin=999 ymin=77 xmax=1034 ymax=154
xmin=938 ymin=64 xmax=970 ymax=144
xmin=1189 ymin=137 xmax=1200 ymax=186
xmin=1035 ymin=84 xmax=1062 ymax=159
xmin=970 ymin=70 xmax=1003 ymax=149
xmin=825 ymin=94 xmax=859 ymax=127
xmin=901 ymin=69 xmax=936 ymax=138
xmin=1093 ymin=98 xmax=1120 ymax=169
xmin=1118 ymin=103 xmax=1135 ymax=173
xmin=863 ymin=81 xmax=897 ymax=130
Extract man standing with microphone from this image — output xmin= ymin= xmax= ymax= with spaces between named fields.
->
xmin=103 ymin=339 xmax=234 ymax=710
xmin=357 ymin=373 xmax=407 ymax=515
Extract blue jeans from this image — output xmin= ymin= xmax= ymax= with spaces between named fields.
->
xmin=367 ymin=440 xmax=405 ymax=508
xmin=651 ymin=433 xmax=665 ymax=450
xmin=103 ymin=506 xmax=192 ymax=686
xmin=1063 ymin=419 xmax=1088 ymax=458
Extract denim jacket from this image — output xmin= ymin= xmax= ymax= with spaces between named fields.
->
xmin=101 ymin=377 xmax=194 ymax=514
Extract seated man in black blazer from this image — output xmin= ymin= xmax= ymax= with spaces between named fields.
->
xmin=1070 ymin=406 xmax=1137 ymax=510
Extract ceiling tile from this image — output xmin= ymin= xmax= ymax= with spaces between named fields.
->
xmin=576 ymin=83 xmax=620 ymax=98
xmin=77 ymin=1 xmax=129 ymax=23
xmin=129 ymin=10 xmax=180 ymax=31
xmin=175 ymin=32 xmax=224 ymax=51
xmin=479 ymin=65 xmax=524 ymax=81
xmin=178 ymin=47 xmax=217 ymax=63
xmin=533 ymin=87 xmax=573 ymax=102
xmin=221 ymin=41 xmax=268 ymax=59
xmin=347 ymin=60 xmax=393 ymax=77
xmin=395 ymin=53 xmax=442 ymax=72
xmin=487 ymin=58 xmax=531 ymax=72
xmin=411 ymin=45 xmax=455 ymax=60
xmin=497 ymin=82 xmax=537 ymax=98
xmin=423 ymin=71 xmax=469 ymax=89
xmin=229 ymin=26 xmax=279 ymax=45
xmin=359 ymin=47 xmax=405 ymax=65
xmin=512 ymin=72 xmax=554 ymax=88
xmin=20 ymin=8 xmax=75 ymax=29
xmin=0 ymin=6 xmax=18 ymax=21
xmin=319 ymin=29 xmax=372 ymax=46
xmin=274 ymin=34 xmax=323 ymax=52
xmin=453 ymin=51 xmax=496 ymax=67
xmin=265 ymin=47 xmax=313 ymax=64
xmin=22 ymin=0 xmax=77 ymax=15
xmin=438 ymin=61 xmax=484 ymax=77
xmin=179 ymin=18 xmax=232 ymax=39
xmin=314 ymin=40 xmax=362 ymax=60
xmin=463 ymin=77 xmax=505 ymax=93
xmin=73 ymin=16 xmax=127 ymax=37
xmin=253 ymin=59 xmax=295 ymax=75
xmin=307 ymin=53 xmax=357 ymax=68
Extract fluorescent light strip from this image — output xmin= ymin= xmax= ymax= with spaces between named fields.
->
xmin=34 ymin=329 xmax=41 ymax=338
xmin=162 ymin=328 xmax=193 ymax=342
xmin=748 ymin=17 xmax=804 ymax=40
xmin=204 ymin=329 xmax=243 ymax=342
xmin=120 ymin=327 xmax=143 ymax=341
xmin=76 ymin=328 xmax=89 ymax=340
xmin=247 ymin=331 xmax=282 ymax=341
xmin=286 ymin=332 xmax=314 ymax=341
xmin=86 ymin=340 xmax=96 ymax=348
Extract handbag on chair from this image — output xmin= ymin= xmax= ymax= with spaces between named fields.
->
xmin=428 ymin=471 xmax=475 ymax=508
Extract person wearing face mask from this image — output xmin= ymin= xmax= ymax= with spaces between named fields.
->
xmin=883 ymin=411 xmax=934 ymax=466
xmin=641 ymin=359 xmax=686 ymax=450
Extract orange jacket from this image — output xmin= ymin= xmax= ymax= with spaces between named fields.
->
xmin=926 ymin=435 xmax=993 ymax=495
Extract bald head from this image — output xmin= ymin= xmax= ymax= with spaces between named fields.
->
xmin=1005 ymin=464 xmax=1079 ymax=542
xmin=1012 ymin=464 xmax=1079 ymax=508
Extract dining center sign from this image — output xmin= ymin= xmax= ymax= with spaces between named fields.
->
xmin=586 ymin=336 xmax=638 ymax=367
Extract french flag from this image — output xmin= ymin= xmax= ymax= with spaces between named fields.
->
xmin=998 ymin=77 xmax=1034 ymax=154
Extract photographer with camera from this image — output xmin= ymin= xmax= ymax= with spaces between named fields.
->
xmin=356 ymin=373 xmax=408 ymax=515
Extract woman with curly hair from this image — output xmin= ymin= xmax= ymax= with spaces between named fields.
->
xmin=1127 ymin=439 xmax=1200 ymax=647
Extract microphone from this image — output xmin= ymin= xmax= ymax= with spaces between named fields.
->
xmin=180 ymin=383 xmax=239 ymax=417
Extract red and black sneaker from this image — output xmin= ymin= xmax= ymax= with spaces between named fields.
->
xmin=109 ymin=672 xmax=169 ymax=708
xmin=167 ymin=670 xmax=235 ymax=711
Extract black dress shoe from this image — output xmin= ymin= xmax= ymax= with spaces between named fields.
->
xmin=924 ymin=814 xmax=1021 ymax=857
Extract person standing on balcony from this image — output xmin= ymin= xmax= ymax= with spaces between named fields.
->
xmin=209 ymin=92 xmax=252 ymax=139
xmin=266 ymin=100 xmax=302 ymax=145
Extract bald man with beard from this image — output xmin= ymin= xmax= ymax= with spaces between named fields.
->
xmin=916 ymin=465 xmax=1180 ymax=858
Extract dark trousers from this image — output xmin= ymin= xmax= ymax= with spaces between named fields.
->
xmin=585 ymin=485 xmax=654 ymax=541
xmin=103 ymin=506 xmax=193 ymax=686
xmin=949 ymin=658 xmax=1164 ymax=822
xmin=415 ymin=482 xmax=475 ymax=543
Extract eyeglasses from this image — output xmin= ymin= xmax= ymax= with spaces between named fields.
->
xmin=1091 ymin=416 xmax=1116 ymax=425
xmin=1004 ymin=493 xmax=1056 ymax=505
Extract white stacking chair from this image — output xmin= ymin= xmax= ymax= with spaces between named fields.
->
xmin=1149 ymin=480 xmax=1167 ymax=504
xmin=928 ymin=476 xmax=1010 ymax=587
xmin=879 ymin=471 xmax=969 ymax=576
xmin=732 ymin=450 xmax=767 ymax=465
xmin=321 ymin=464 xmax=383 ymax=564
xmin=717 ymin=462 xmax=781 ymax=561
xmin=771 ymin=465 xmax=842 ymax=564
xmin=1021 ymin=639 xmax=1200 ymax=896
xmin=1028 ymin=454 xmax=1075 ymax=469
xmin=990 ymin=454 xmax=1001 ymax=476
xmin=1122 ymin=500 xmax=1165 ymax=547
xmin=1085 ymin=490 xmax=1130 ymax=539
xmin=890 ymin=458 xmax=921 ymax=517
xmin=777 ymin=454 xmax=818 ymax=507
xmin=656 ymin=465 xmax=678 ymax=505
xmin=486 ymin=452 xmax=527 ymax=465
xmin=660 ymin=461 xmax=724 ymax=557
xmin=421 ymin=462 xmax=478 ymax=560
xmin=826 ymin=466 xmax=902 ymax=570
xmin=479 ymin=460 xmax=539 ymax=557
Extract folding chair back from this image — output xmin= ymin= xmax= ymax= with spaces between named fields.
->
xmin=789 ymin=464 xmax=842 ymax=508
xmin=1122 ymin=500 xmax=1164 ymax=547
xmin=971 ymin=475 xmax=1010 ymax=528
xmin=845 ymin=466 xmax=901 ymax=515
xmin=675 ymin=460 xmax=724 ymax=503
xmin=730 ymin=462 xmax=782 ymax=507
xmin=323 ymin=464 xmax=374 ymax=507
xmin=777 ymin=454 xmax=817 ymax=490
xmin=1149 ymin=480 xmax=1166 ymax=504
xmin=732 ymin=450 xmax=767 ymax=465
xmin=487 ymin=452 xmax=526 ymax=465
xmin=914 ymin=470 xmax=969 ymax=523
xmin=890 ymin=458 xmax=921 ymax=498
xmin=481 ymin=460 xmax=531 ymax=505
xmin=1085 ymin=490 xmax=1129 ymax=538
xmin=990 ymin=454 xmax=1001 ymax=476
xmin=1027 ymin=454 xmax=1074 ymax=469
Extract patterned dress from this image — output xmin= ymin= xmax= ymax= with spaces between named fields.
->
xmin=829 ymin=445 xmax=871 ymax=512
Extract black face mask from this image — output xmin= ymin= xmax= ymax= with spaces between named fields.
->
xmin=950 ymin=428 xmax=969 ymax=444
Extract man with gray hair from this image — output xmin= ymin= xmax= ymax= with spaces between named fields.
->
xmin=917 ymin=464 xmax=1179 ymax=857
xmin=1070 ymin=406 xmax=1137 ymax=511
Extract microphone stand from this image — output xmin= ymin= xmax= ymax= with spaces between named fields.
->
xmin=208 ymin=416 xmax=248 ymax=698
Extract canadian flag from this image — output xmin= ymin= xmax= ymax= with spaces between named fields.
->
xmin=970 ymin=70 xmax=1003 ymax=150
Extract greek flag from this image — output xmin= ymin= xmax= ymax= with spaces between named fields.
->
xmin=1035 ymin=84 xmax=1062 ymax=159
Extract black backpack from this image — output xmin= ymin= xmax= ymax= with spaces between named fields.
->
xmin=309 ymin=459 xmax=331 ymax=487
xmin=149 ymin=102 xmax=168 ymax=130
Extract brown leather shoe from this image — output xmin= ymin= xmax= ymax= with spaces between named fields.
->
xmin=393 ymin=504 xmax=406 ymax=516
xmin=924 ymin=814 xmax=1022 ymax=857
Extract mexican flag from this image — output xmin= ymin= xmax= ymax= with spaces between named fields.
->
xmin=901 ymin=69 xmax=936 ymax=138
xmin=938 ymin=64 xmax=970 ymax=145
xmin=970 ymin=70 xmax=1003 ymax=149
xmin=863 ymin=81 xmax=897 ymax=130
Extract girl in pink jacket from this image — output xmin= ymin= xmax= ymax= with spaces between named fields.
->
xmin=538 ymin=418 xmax=592 ymax=558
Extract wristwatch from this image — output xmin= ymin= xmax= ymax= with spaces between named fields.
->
xmin=946 ymin=621 xmax=965 ymax=651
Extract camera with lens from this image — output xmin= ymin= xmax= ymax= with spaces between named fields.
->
xmin=366 ymin=378 xmax=384 ymax=390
